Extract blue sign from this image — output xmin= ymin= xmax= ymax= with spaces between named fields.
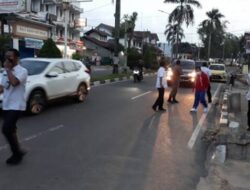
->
xmin=25 ymin=38 xmax=44 ymax=49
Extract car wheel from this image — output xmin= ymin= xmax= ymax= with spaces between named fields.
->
xmin=27 ymin=90 xmax=46 ymax=115
xmin=76 ymin=83 xmax=88 ymax=102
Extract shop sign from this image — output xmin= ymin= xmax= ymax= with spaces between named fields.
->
xmin=0 ymin=0 xmax=25 ymax=13
xmin=25 ymin=38 xmax=44 ymax=49
xmin=16 ymin=25 xmax=48 ymax=39
xmin=74 ymin=18 xmax=87 ymax=28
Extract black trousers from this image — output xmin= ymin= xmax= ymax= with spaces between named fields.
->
xmin=207 ymin=84 xmax=212 ymax=103
xmin=153 ymin=88 xmax=165 ymax=109
xmin=2 ymin=110 xmax=22 ymax=156
xmin=248 ymin=100 xmax=250 ymax=128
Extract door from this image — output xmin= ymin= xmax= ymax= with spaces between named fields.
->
xmin=63 ymin=61 xmax=78 ymax=94
xmin=46 ymin=62 xmax=68 ymax=99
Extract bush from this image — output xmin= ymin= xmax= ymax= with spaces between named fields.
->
xmin=38 ymin=38 xmax=62 ymax=58
xmin=143 ymin=44 xmax=157 ymax=69
xmin=72 ymin=52 xmax=81 ymax=60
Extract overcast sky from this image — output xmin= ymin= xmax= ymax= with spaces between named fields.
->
xmin=80 ymin=0 xmax=250 ymax=44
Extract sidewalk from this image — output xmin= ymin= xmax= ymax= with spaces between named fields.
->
xmin=197 ymin=75 xmax=250 ymax=190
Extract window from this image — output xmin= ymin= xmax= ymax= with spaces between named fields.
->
xmin=73 ymin=61 xmax=82 ymax=71
xmin=64 ymin=61 xmax=77 ymax=72
xmin=50 ymin=62 xmax=64 ymax=74
xmin=20 ymin=60 xmax=50 ymax=76
xmin=46 ymin=5 xmax=49 ymax=12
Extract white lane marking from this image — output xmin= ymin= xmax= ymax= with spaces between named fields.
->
xmin=148 ymin=116 xmax=156 ymax=129
xmin=131 ymin=91 xmax=152 ymax=100
xmin=187 ymin=84 xmax=222 ymax=149
xmin=0 ymin=124 xmax=64 ymax=152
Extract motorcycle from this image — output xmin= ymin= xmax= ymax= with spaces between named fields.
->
xmin=133 ymin=68 xmax=143 ymax=83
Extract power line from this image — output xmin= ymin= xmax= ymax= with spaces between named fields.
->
xmin=84 ymin=3 xmax=113 ymax=13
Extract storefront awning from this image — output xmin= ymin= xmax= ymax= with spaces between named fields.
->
xmin=25 ymin=38 xmax=44 ymax=49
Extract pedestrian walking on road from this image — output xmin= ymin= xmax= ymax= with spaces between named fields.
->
xmin=246 ymin=72 xmax=250 ymax=131
xmin=0 ymin=49 xmax=28 ymax=165
xmin=168 ymin=60 xmax=183 ymax=103
xmin=201 ymin=62 xmax=212 ymax=103
xmin=190 ymin=66 xmax=209 ymax=113
xmin=152 ymin=59 xmax=167 ymax=111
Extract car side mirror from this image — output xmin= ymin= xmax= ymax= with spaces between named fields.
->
xmin=46 ymin=71 xmax=58 ymax=78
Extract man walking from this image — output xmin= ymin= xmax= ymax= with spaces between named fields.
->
xmin=168 ymin=59 xmax=182 ymax=103
xmin=0 ymin=49 xmax=28 ymax=165
xmin=190 ymin=66 xmax=209 ymax=113
xmin=201 ymin=62 xmax=212 ymax=103
xmin=152 ymin=59 xmax=167 ymax=111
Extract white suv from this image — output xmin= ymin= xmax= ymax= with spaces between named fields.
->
xmin=0 ymin=58 xmax=91 ymax=114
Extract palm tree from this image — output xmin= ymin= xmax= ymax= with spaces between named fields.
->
xmin=165 ymin=23 xmax=184 ymax=59
xmin=164 ymin=0 xmax=201 ymax=26
xmin=200 ymin=9 xmax=225 ymax=59
xmin=123 ymin=12 xmax=138 ymax=49
xmin=164 ymin=0 xmax=201 ymax=58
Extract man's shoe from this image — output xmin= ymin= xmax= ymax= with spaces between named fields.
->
xmin=152 ymin=106 xmax=157 ymax=111
xmin=173 ymin=100 xmax=179 ymax=103
xmin=203 ymin=108 xmax=208 ymax=113
xmin=190 ymin=108 xmax=197 ymax=112
xmin=167 ymin=99 xmax=172 ymax=103
xmin=247 ymin=127 xmax=250 ymax=131
xmin=159 ymin=108 xmax=166 ymax=111
xmin=6 ymin=155 xmax=23 ymax=165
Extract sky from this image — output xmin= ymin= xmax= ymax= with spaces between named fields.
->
xmin=79 ymin=0 xmax=250 ymax=44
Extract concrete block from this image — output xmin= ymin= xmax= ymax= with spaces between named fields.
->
xmin=222 ymin=105 xmax=228 ymax=112
xmin=105 ymin=79 xmax=110 ymax=83
xmin=123 ymin=76 xmax=127 ymax=80
xmin=219 ymin=118 xmax=228 ymax=128
xmin=221 ymin=112 xmax=228 ymax=119
xmin=211 ymin=145 xmax=226 ymax=164
xmin=93 ymin=81 xmax=100 ymax=86
xmin=115 ymin=78 xmax=120 ymax=82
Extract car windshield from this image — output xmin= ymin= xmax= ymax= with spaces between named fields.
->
xmin=20 ymin=60 xmax=50 ymax=75
xmin=209 ymin=65 xmax=225 ymax=71
xmin=170 ymin=60 xmax=195 ymax=70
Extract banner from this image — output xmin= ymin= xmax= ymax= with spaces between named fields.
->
xmin=0 ymin=0 xmax=25 ymax=13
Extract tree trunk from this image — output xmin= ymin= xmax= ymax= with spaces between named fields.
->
xmin=208 ymin=32 xmax=212 ymax=59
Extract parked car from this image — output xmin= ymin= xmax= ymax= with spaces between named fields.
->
xmin=209 ymin=63 xmax=227 ymax=82
xmin=0 ymin=58 xmax=91 ymax=114
xmin=166 ymin=59 xmax=196 ymax=86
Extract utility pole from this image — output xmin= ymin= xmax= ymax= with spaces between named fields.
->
xmin=113 ymin=0 xmax=120 ymax=73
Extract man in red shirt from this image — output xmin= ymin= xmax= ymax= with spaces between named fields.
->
xmin=190 ymin=66 xmax=209 ymax=113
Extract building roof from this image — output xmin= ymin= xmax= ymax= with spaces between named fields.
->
xmin=84 ymin=29 xmax=109 ymax=37
xmin=83 ymin=36 xmax=114 ymax=51
xmin=96 ymin=23 xmax=114 ymax=32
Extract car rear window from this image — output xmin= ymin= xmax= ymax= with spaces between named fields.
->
xmin=171 ymin=60 xmax=195 ymax=70
xmin=209 ymin=65 xmax=225 ymax=71
xmin=20 ymin=60 xmax=50 ymax=75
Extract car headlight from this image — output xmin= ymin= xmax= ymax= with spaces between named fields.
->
xmin=166 ymin=69 xmax=173 ymax=80
xmin=188 ymin=71 xmax=196 ymax=78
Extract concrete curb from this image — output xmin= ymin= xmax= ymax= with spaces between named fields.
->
xmin=91 ymin=72 xmax=156 ymax=87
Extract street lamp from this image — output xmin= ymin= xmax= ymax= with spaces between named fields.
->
xmin=62 ymin=0 xmax=93 ymax=58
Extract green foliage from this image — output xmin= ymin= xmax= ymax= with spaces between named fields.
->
xmin=38 ymin=38 xmax=62 ymax=58
xmin=127 ymin=48 xmax=142 ymax=69
xmin=0 ymin=35 xmax=12 ymax=62
xmin=142 ymin=44 xmax=158 ymax=69
xmin=72 ymin=52 xmax=81 ymax=60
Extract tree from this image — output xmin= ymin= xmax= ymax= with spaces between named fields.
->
xmin=164 ymin=0 xmax=201 ymax=26
xmin=198 ymin=9 xmax=226 ymax=59
xmin=164 ymin=0 xmax=201 ymax=57
xmin=164 ymin=23 xmax=184 ymax=58
xmin=120 ymin=12 xmax=138 ymax=49
xmin=38 ymin=38 xmax=62 ymax=58
xmin=0 ymin=35 xmax=12 ymax=64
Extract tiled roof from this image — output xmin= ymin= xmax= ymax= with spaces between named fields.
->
xmin=84 ymin=29 xmax=109 ymax=37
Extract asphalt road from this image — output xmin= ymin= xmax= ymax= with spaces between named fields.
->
xmin=0 ymin=76 xmax=222 ymax=190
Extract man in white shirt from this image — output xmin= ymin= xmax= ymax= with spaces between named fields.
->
xmin=0 ymin=49 xmax=28 ymax=165
xmin=201 ymin=62 xmax=212 ymax=103
xmin=152 ymin=59 xmax=167 ymax=111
